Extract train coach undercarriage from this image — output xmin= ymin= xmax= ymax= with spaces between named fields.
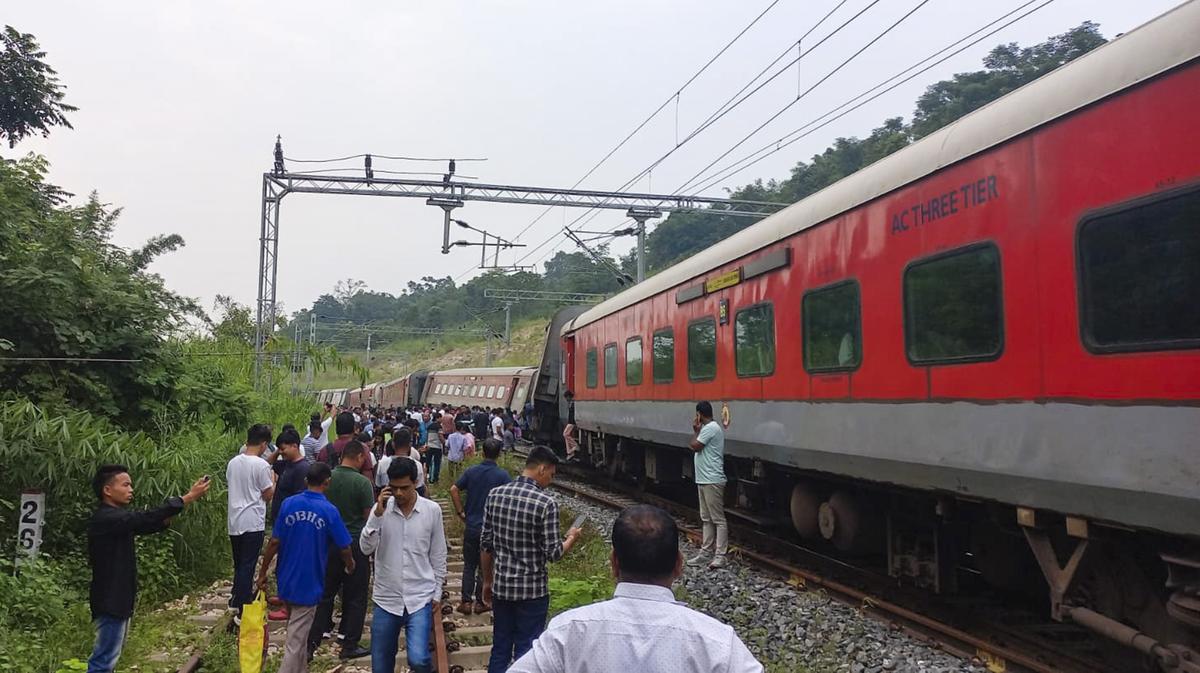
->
xmin=574 ymin=428 xmax=1200 ymax=672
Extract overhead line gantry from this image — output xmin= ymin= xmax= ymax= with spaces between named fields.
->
xmin=256 ymin=138 xmax=787 ymax=388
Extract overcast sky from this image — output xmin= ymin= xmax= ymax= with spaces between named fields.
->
xmin=8 ymin=0 xmax=1183 ymax=319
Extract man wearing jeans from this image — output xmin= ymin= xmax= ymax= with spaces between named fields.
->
xmin=87 ymin=466 xmax=210 ymax=673
xmin=687 ymin=401 xmax=728 ymax=569
xmin=257 ymin=463 xmax=355 ymax=673
xmin=360 ymin=457 xmax=447 ymax=673
xmin=450 ymin=438 xmax=511 ymax=615
xmin=481 ymin=447 xmax=581 ymax=673
xmin=306 ymin=441 xmax=374 ymax=660
xmin=226 ymin=424 xmax=275 ymax=621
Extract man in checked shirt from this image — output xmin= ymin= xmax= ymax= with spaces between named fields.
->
xmin=481 ymin=446 xmax=582 ymax=673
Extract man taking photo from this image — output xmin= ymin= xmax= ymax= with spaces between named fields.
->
xmin=87 ymin=465 xmax=210 ymax=673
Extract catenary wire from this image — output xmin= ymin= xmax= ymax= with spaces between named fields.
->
xmin=684 ymin=0 xmax=1056 ymax=194
xmin=527 ymin=0 xmax=1055 ymax=267
xmin=500 ymin=0 xmax=785 ymax=247
xmin=670 ymin=0 xmax=933 ymax=197
xmin=500 ymin=0 xmax=875 ymax=272
xmin=448 ymin=0 xmax=788 ymax=284
xmin=538 ymin=0 xmax=909 ymax=255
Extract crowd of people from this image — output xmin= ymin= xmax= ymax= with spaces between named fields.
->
xmin=85 ymin=400 xmax=761 ymax=673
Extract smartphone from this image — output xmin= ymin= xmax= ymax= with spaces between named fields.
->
xmin=569 ymin=514 xmax=586 ymax=531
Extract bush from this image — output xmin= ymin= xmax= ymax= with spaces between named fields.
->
xmin=0 ymin=392 xmax=311 ymax=670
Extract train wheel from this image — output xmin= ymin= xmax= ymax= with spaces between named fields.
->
xmin=789 ymin=481 xmax=822 ymax=540
xmin=818 ymin=491 xmax=883 ymax=554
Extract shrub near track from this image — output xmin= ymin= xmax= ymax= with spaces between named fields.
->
xmin=0 ymin=393 xmax=310 ymax=672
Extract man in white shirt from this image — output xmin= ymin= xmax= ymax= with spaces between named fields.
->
xmin=226 ymin=423 xmax=275 ymax=621
xmin=490 ymin=409 xmax=504 ymax=441
xmin=318 ymin=405 xmax=335 ymax=447
xmin=300 ymin=420 xmax=323 ymax=462
xmin=377 ymin=427 xmax=425 ymax=497
xmin=360 ymin=457 xmax=446 ymax=673
xmin=510 ymin=505 xmax=762 ymax=673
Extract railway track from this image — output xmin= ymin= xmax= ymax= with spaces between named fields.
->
xmin=524 ymin=446 xmax=1125 ymax=673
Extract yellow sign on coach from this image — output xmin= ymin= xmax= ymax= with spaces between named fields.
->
xmin=705 ymin=269 xmax=741 ymax=293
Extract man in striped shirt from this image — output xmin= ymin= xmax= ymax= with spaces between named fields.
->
xmin=481 ymin=446 xmax=582 ymax=673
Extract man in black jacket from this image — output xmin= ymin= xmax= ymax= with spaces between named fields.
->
xmin=87 ymin=465 xmax=210 ymax=673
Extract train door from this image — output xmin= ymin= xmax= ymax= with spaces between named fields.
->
xmin=562 ymin=335 xmax=576 ymax=398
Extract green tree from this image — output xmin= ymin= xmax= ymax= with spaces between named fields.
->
xmin=0 ymin=26 xmax=77 ymax=147
xmin=0 ymin=156 xmax=202 ymax=427
xmin=910 ymin=22 xmax=1105 ymax=138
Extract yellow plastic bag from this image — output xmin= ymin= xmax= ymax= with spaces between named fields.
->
xmin=239 ymin=591 xmax=269 ymax=673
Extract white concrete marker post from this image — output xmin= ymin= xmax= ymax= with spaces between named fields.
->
xmin=16 ymin=490 xmax=45 ymax=567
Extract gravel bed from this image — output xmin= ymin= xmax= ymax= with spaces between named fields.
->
xmin=551 ymin=486 xmax=981 ymax=673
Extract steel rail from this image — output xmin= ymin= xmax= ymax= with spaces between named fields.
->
xmin=536 ymin=462 xmax=1118 ymax=673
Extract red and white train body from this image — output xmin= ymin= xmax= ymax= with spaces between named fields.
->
xmin=561 ymin=3 xmax=1200 ymax=655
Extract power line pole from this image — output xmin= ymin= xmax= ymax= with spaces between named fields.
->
xmin=504 ymin=302 xmax=513 ymax=346
xmin=627 ymin=207 xmax=661 ymax=283
xmin=292 ymin=323 xmax=302 ymax=393
xmin=305 ymin=313 xmax=316 ymax=391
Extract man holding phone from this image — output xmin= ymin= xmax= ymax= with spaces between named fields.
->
xmin=480 ymin=446 xmax=582 ymax=673
xmin=687 ymin=401 xmax=728 ymax=569
xmin=87 ymin=466 xmax=210 ymax=673
xmin=360 ymin=457 xmax=447 ymax=673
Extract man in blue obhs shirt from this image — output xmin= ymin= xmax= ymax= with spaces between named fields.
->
xmin=449 ymin=437 xmax=511 ymax=616
xmin=508 ymin=505 xmax=762 ymax=673
xmin=257 ymin=462 xmax=355 ymax=673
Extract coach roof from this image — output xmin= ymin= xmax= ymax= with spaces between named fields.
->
xmin=563 ymin=0 xmax=1200 ymax=335
xmin=431 ymin=366 xmax=537 ymax=377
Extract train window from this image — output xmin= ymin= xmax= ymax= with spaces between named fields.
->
xmin=652 ymin=328 xmax=674 ymax=383
xmin=735 ymin=303 xmax=775 ymax=377
xmin=486 ymin=385 xmax=496 ymax=398
xmin=497 ymin=385 xmax=507 ymax=400
xmin=688 ymin=318 xmax=717 ymax=381
xmin=586 ymin=348 xmax=598 ymax=388
xmin=625 ymin=337 xmax=643 ymax=385
xmin=803 ymin=281 xmax=862 ymax=372
xmin=1079 ymin=188 xmax=1200 ymax=352
xmin=904 ymin=243 xmax=1003 ymax=364
xmin=604 ymin=343 xmax=618 ymax=387
xmin=514 ymin=384 xmax=526 ymax=402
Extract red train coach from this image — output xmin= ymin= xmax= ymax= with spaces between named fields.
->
xmin=562 ymin=3 xmax=1200 ymax=658
xmin=424 ymin=367 xmax=537 ymax=410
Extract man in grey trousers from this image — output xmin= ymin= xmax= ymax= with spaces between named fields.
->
xmin=686 ymin=401 xmax=728 ymax=569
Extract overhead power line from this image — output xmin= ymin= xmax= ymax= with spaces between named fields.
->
xmin=502 ymin=0 xmax=784 ymax=246
xmin=447 ymin=0 xmax=786 ymax=284
xmin=506 ymin=0 xmax=882 ymax=271
xmin=528 ymin=0 xmax=1055 ymax=270
xmin=681 ymin=0 xmax=1058 ymax=194
xmin=670 ymin=0 xmax=934 ymax=197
